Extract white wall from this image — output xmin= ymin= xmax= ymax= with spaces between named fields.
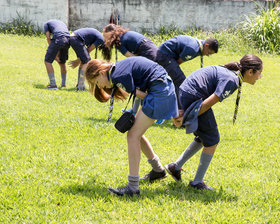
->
xmin=0 ymin=0 xmax=268 ymax=32
xmin=0 ymin=0 xmax=68 ymax=29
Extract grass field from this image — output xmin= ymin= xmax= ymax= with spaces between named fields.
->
xmin=0 ymin=33 xmax=279 ymax=223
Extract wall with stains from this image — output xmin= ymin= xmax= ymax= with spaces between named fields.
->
xmin=0 ymin=0 xmax=268 ymax=33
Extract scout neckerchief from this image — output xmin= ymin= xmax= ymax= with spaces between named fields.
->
xmin=196 ymin=38 xmax=204 ymax=68
xmin=232 ymin=71 xmax=244 ymax=124
xmin=106 ymin=63 xmax=116 ymax=122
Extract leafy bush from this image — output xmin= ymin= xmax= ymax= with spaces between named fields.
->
xmin=240 ymin=2 xmax=280 ymax=54
xmin=0 ymin=12 xmax=42 ymax=36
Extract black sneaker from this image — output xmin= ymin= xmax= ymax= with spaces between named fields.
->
xmin=44 ymin=84 xmax=57 ymax=90
xmin=165 ymin=163 xmax=182 ymax=182
xmin=77 ymin=86 xmax=86 ymax=91
xmin=141 ymin=169 xmax=167 ymax=182
xmin=189 ymin=181 xmax=214 ymax=190
xmin=108 ymin=185 xmax=140 ymax=196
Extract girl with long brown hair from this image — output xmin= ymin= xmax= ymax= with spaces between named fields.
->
xmin=85 ymin=56 xmax=178 ymax=196
xmin=102 ymin=24 xmax=158 ymax=62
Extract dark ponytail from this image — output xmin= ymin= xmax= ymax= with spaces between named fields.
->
xmin=100 ymin=44 xmax=112 ymax=61
xmin=224 ymin=54 xmax=262 ymax=76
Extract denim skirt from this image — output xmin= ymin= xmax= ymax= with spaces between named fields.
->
xmin=142 ymin=76 xmax=178 ymax=120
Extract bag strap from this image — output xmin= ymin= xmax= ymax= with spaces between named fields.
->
xmin=196 ymin=38 xmax=204 ymax=68
xmin=123 ymin=88 xmax=136 ymax=111
xmin=107 ymin=86 xmax=117 ymax=122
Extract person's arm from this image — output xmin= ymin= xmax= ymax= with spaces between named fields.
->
xmin=87 ymin=44 xmax=96 ymax=54
xmin=124 ymin=51 xmax=136 ymax=57
xmin=198 ymin=93 xmax=220 ymax=115
xmin=177 ymin=58 xmax=184 ymax=64
xmin=136 ymin=89 xmax=147 ymax=99
xmin=173 ymin=94 xmax=220 ymax=128
xmin=45 ymin=31 xmax=51 ymax=45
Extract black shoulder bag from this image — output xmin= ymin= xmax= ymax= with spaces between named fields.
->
xmin=115 ymin=90 xmax=136 ymax=133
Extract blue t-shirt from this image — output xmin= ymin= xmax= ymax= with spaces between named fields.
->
xmin=73 ymin=28 xmax=104 ymax=48
xmin=117 ymin=31 xmax=146 ymax=55
xmin=158 ymin=35 xmax=205 ymax=61
xmin=44 ymin=19 xmax=69 ymax=39
xmin=111 ymin=57 xmax=167 ymax=93
xmin=180 ymin=65 xmax=239 ymax=102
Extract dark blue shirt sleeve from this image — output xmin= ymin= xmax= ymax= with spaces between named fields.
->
xmin=93 ymin=38 xmax=104 ymax=48
xmin=179 ymin=46 xmax=199 ymax=61
xmin=215 ymin=79 xmax=238 ymax=102
xmin=117 ymin=45 xmax=128 ymax=55
xmin=44 ymin=23 xmax=49 ymax=33
xmin=113 ymin=73 xmax=135 ymax=93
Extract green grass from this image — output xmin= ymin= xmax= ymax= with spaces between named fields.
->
xmin=0 ymin=34 xmax=279 ymax=223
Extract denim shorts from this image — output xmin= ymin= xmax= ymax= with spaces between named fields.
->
xmin=179 ymin=90 xmax=220 ymax=147
xmin=69 ymin=36 xmax=91 ymax=64
xmin=45 ymin=37 xmax=70 ymax=64
xmin=142 ymin=76 xmax=178 ymax=120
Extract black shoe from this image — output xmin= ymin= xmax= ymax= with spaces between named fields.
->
xmin=189 ymin=181 xmax=214 ymax=190
xmin=44 ymin=84 xmax=58 ymax=90
xmin=165 ymin=163 xmax=182 ymax=182
xmin=141 ymin=169 xmax=167 ymax=182
xmin=77 ymin=86 xmax=86 ymax=91
xmin=108 ymin=185 xmax=140 ymax=196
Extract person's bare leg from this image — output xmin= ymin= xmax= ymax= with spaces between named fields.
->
xmin=108 ymin=109 xmax=154 ymax=196
xmin=127 ymin=109 xmax=154 ymax=176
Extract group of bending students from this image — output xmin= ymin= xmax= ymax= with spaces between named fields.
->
xmin=44 ymin=19 xmax=263 ymax=196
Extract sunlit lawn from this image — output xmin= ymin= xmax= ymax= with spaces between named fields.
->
xmin=0 ymin=34 xmax=279 ymax=223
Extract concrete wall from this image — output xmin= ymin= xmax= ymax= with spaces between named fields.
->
xmin=0 ymin=0 xmax=68 ymax=28
xmin=0 ymin=0 xmax=269 ymax=33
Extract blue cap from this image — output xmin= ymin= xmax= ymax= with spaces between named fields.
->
xmin=182 ymin=99 xmax=203 ymax=134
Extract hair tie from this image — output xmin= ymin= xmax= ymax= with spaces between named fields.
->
xmin=237 ymin=62 xmax=242 ymax=71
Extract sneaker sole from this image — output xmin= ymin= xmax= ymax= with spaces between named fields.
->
xmin=140 ymin=173 xmax=167 ymax=183
xmin=164 ymin=165 xmax=181 ymax=182
xmin=107 ymin=188 xmax=140 ymax=197
xmin=150 ymin=174 xmax=167 ymax=183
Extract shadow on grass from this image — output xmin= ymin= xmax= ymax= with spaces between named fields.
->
xmin=86 ymin=117 xmax=118 ymax=123
xmin=33 ymin=83 xmax=86 ymax=92
xmin=60 ymin=177 xmax=238 ymax=203
xmin=86 ymin=116 xmax=181 ymax=130
xmin=33 ymin=83 xmax=45 ymax=89
xmin=162 ymin=181 xmax=238 ymax=203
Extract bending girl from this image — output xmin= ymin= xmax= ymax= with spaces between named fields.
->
xmin=85 ymin=56 xmax=178 ymax=196
xmin=165 ymin=54 xmax=263 ymax=190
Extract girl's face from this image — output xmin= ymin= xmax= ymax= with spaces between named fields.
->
xmin=103 ymin=31 xmax=111 ymax=40
xmin=244 ymin=65 xmax=263 ymax=85
xmin=95 ymin=72 xmax=111 ymax=89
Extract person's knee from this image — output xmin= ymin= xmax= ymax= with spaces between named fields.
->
xmin=45 ymin=60 xmax=52 ymax=65
xmin=127 ymin=130 xmax=142 ymax=142
xmin=203 ymin=144 xmax=218 ymax=154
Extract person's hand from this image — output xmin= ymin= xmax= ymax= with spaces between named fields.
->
xmin=68 ymin=58 xmax=81 ymax=69
xmin=173 ymin=109 xmax=184 ymax=128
